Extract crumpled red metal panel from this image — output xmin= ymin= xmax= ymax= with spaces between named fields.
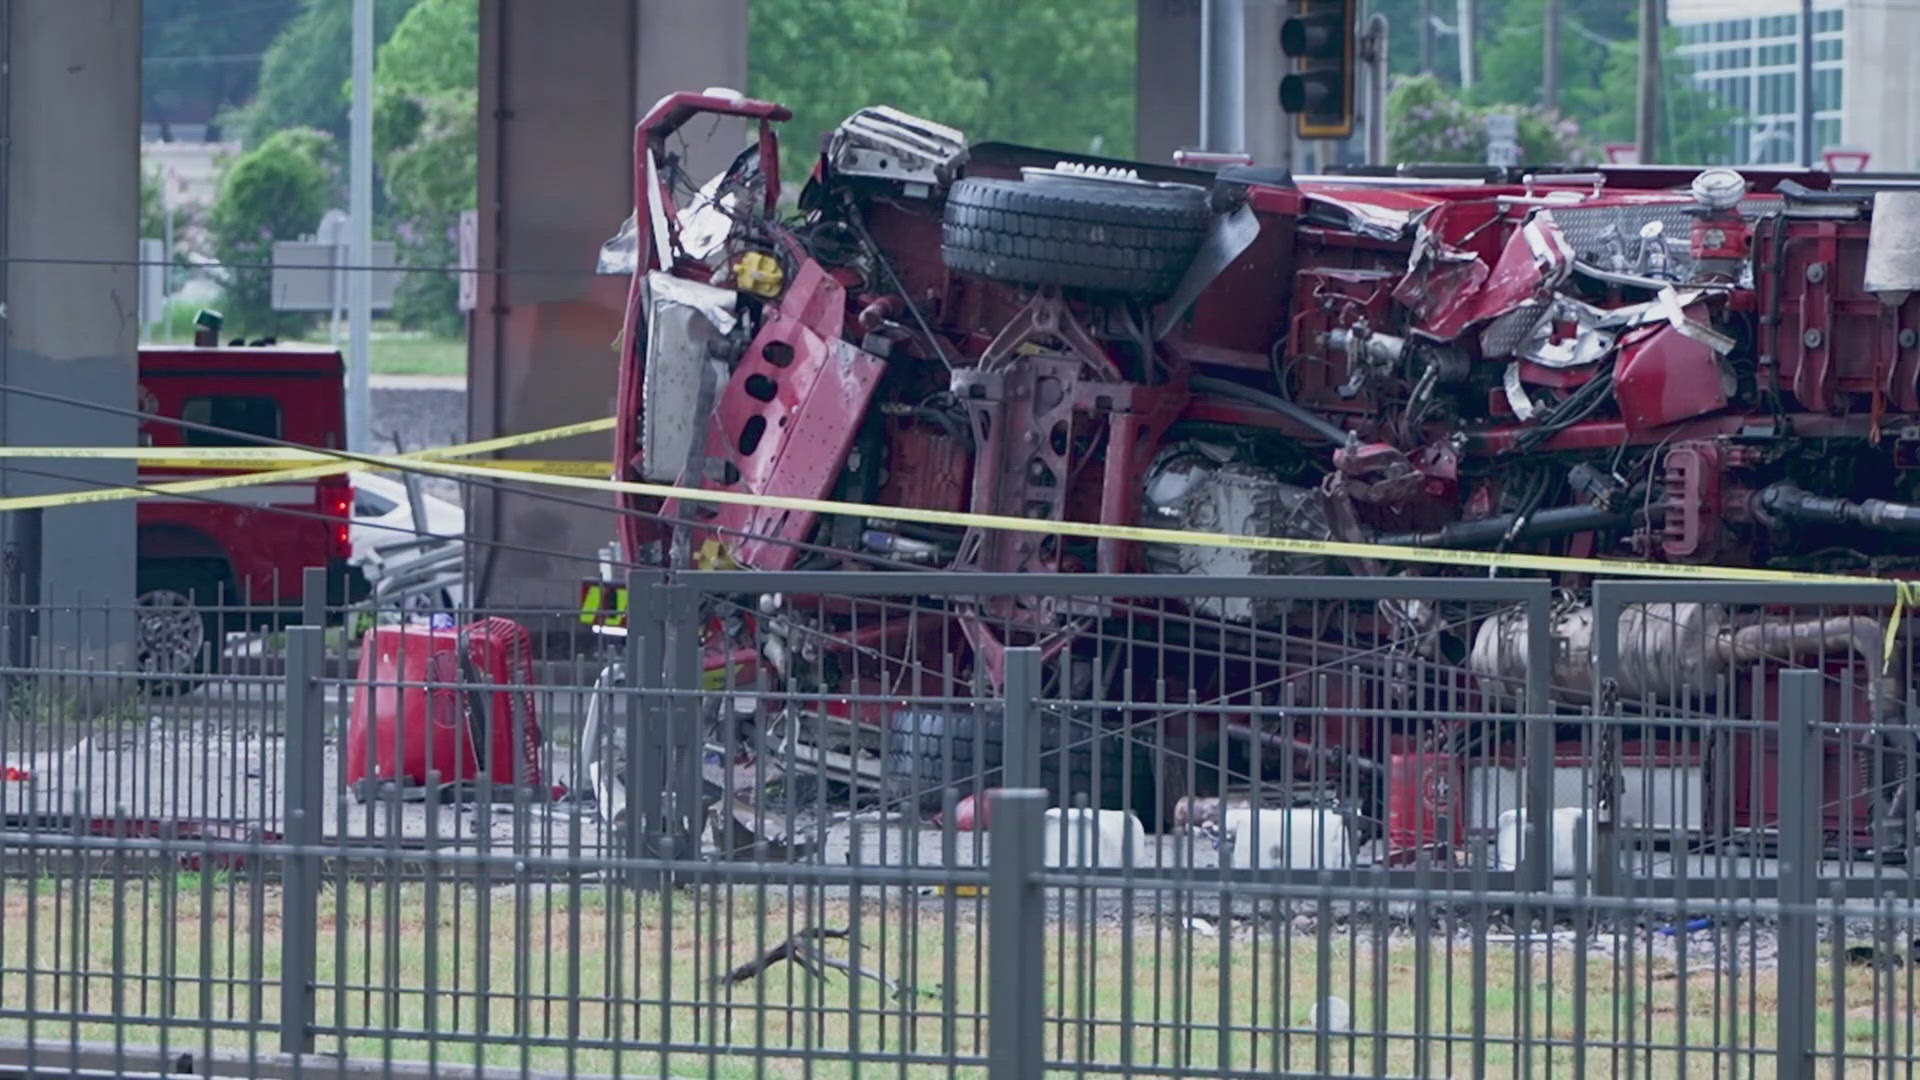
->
xmin=1398 ymin=212 xmax=1574 ymax=343
xmin=1473 ymin=215 xmax=1574 ymax=322
xmin=1614 ymin=318 xmax=1732 ymax=432
xmin=660 ymin=260 xmax=886 ymax=570
xmin=1393 ymin=247 xmax=1488 ymax=340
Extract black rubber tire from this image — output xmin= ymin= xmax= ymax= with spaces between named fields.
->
xmin=940 ymin=174 xmax=1211 ymax=300
xmin=883 ymin=706 xmax=1134 ymax=815
xmin=134 ymin=561 xmax=231 ymax=695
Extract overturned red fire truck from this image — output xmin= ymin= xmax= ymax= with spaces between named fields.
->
xmin=595 ymin=90 xmax=1920 ymax=854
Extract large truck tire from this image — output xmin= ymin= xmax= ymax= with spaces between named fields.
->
xmin=940 ymin=173 xmax=1211 ymax=300
xmin=882 ymin=706 xmax=1140 ymax=816
xmin=134 ymin=560 xmax=231 ymax=694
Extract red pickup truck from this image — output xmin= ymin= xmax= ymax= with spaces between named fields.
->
xmin=135 ymin=330 xmax=366 ymax=681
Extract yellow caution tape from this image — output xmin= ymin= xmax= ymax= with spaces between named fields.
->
xmin=0 ymin=417 xmax=614 ymax=513
xmin=147 ymin=458 xmax=611 ymax=477
xmin=1885 ymin=580 xmax=1920 ymax=674
xmin=0 ymin=447 xmax=612 ymax=478
xmin=372 ymin=451 xmax=1878 ymax=588
xmin=9 ymin=420 xmax=1920 ymax=614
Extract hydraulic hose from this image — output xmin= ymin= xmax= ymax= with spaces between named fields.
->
xmin=1189 ymin=375 xmax=1353 ymax=447
xmin=1377 ymin=501 xmax=1635 ymax=549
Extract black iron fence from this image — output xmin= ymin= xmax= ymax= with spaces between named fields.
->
xmin=0 ymin=570 xmax=1914 ymax=1078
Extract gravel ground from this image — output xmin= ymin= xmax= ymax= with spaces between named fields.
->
xmin=370 ymin=378 xmax=466 ymax=503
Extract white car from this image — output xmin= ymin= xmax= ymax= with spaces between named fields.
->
xmin=348 ymin=471 xmax=467 ymax=610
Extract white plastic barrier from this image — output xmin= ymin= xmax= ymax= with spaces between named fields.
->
xmin=1041 ymin=807 xmax=1148 ymax=869
xmin=1493 ymin=806 xmax=1595 ymax=879
xmin=1219 ymin=808 xmax=1352 ymax=870
xmin=1467 ymin=763 xmax=1702 ymax=835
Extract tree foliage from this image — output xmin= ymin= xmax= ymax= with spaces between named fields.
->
xmin=375 ymin=0 xmax=478 ymax=98
xmin=749 ymin=0 xmax=1134 ymax=182
xmin=214 ymin=0 xmax=1128 ymax=338
xmin=141 ymin=168 xmax=168 ymax=240
xmin=206 ymin=128 xmax=337 ymax=336
xmin=1468 ymin=0 xmax=1730 ymax=162
xmin=224 ymin=0 xmax=420 ymax=147
xmin=143 ymin=0 xmax=302 ymax=141
xmin=1383 ymin=0 xmax=1735 ymax=165
xmin=373 ymin=0 xmax=478 ymax=336
xmin=1388 ymin=74 xmax=1587 ymax=165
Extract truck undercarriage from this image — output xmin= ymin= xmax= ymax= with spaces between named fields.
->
xmin=596 ymin=90 xmax=1920 ymax=859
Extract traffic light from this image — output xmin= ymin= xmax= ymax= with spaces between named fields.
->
xmin=1278 ymin=0 xmax=1357 ymax=139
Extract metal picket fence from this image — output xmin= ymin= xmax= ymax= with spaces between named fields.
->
xmin=0 ymin=569 xmax=1916 ymax=1078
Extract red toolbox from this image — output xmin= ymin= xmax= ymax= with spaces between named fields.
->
xmin=345 ymin=618 xmax=545 ymax=801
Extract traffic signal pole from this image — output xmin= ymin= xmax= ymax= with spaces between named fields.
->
xmin=1201 ymin=0 xmax=1247 ymax=155
xmin=1363 ymin=14 xmax=1388 ymax=166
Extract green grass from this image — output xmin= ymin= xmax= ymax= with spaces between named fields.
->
xmin=4 ymin=680 xmax=145 ymax=727
xmin=143 ymin=300 xmax=465 ymax=377
xmin=363 ymin=329 xmax=466 ymax=376
xmin=2 ymin=879 xmax=1913 ymax=1078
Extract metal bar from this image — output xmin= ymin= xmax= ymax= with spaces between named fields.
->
xmin=1592 ymin=583 xmax=1621 ymax=897
xmin=1002 ymin=647 xmax=1042 ymax=791
xmin=1523 ymin=584 xmax=1556 ymax=893
xmin=624 ymin=569 xmax=666 ymax=890
xmin=1589 ymin=580 xmax=1898 ymax=607
xmin=661 ymin=582 xmax=704 ymax=861
xmin=1201 ymin=0 xmax=1245 ymax=155
xmin=1635 ymin=0 xmax=1658 ymax=162
xmin=681 ymin=571 xmax=1551 ymax=603
xmin=1776 ymin=667 xmax=1822 ymax=1080
xmin=276 ymin=625 xmax=324 ymax=1055
xmin=300 ymin=565 xmax=326 ymax=629
xmin=346 ymin=0 xmax=373 ymax=452
xmin=1365 ymin=14 xmax=1389 ymax=167
xmin=987 ymin=788 xmax=1045 ymax=1080
xmin=1799 ymin=0 xmax=1815 ymax=167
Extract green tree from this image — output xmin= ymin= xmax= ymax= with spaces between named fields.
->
xmin=1384 ymin=0 xmax=1733 ymax=164
xmin=223 ymin=0 xmax=420 ymax=147
xmin=372 ymin=0 xmax=477 ymax=336
xmin=916 ymin=0 xmax=1135 ymax=157
xmin=749 ymin=0 xmax=975 ymax=183
xmin=376 ymin=0 xmax=477 ymax=97
xmin=143 ymin=0 xmax=301 ymax=141
xmin=1468 ymin=0 xmax=1729 ymax=162
xmin=140 ymin=167 xmax=167 ymax=239
xmin=1387 ymin=73 xmax=1588 ymax=165
xmin=749 ymin=0 xmax=1135 ymax=184
xmin=206 ymin=128 xmax=337 ymax=336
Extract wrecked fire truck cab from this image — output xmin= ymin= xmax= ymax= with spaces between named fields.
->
xmin=598 ymin=89 xmax=1920 ymax=853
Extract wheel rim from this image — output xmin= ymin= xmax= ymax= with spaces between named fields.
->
xmin=136 ymin=588 xmax=207 ymax=675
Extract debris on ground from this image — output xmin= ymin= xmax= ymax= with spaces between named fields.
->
xmin=706 ymin=796 xmax=818 ymax=861
xmin=717 ymin=926 xmax=938 ymax=1000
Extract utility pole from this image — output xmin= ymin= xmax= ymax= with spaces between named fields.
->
xmin=1636 ymin=0 xmax=1659 ymax=163
xmin=1200 ymin=0 xmax=1246 ymax=155
xmin=1544 ymin=0 xmax=1560 ymax=111
xmin=1420 ymin=0 xmax=1434 ymax=74
xmin=1364 ymin=14 xmax=1389 ymax=166
xmin=347 ymin=0 xmax=373 ymax=453
xmin=1798 ymin=0 xmax=1815 ymax=166
xmin=1456 ymin=0 xmax=1474 ymax=89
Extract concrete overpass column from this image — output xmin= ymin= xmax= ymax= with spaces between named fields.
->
xmin=470 ymin=0 xmax=747 ymax=610
xmin=0 ymin=0 xmax=140 ymax=678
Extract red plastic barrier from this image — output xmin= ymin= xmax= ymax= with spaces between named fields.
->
xmin=1384 ymin=737 xmax=1465 ymax=863
xmin=345 ymin=618 xmax=544 ymax=800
